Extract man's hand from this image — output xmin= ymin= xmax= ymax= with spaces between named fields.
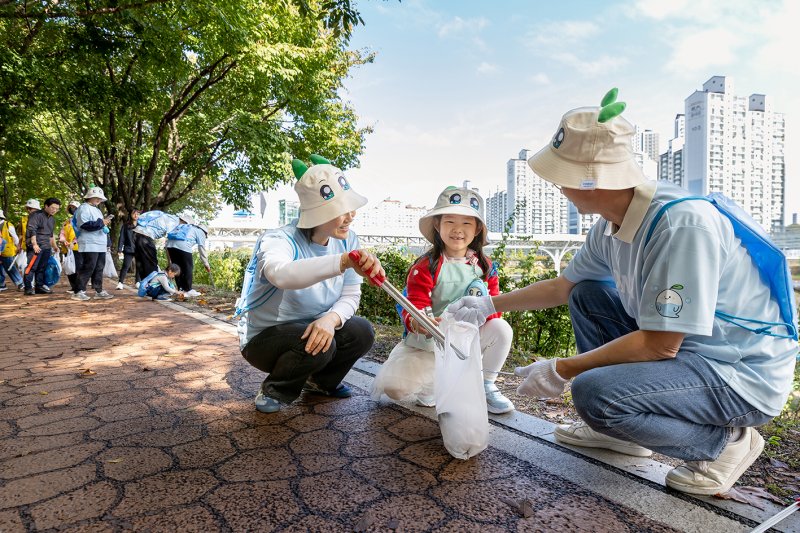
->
xmin=515 ymin=359 xmax=568 ymax=398
xmin=409 ymin=315 xmax=443 ymax=336
xmin=32 ymin=242 xmax=41 ymax=254
xmin=301 ymin=313 xmax=340 ymax=355
xmin=447 ymin=296 xmax=496 ymax=327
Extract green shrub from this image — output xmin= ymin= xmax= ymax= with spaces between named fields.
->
xmin=358 ymin=248 xmax=415 ymax=324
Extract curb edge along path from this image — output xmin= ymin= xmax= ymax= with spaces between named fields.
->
xmin=160 ymin=298 xmax=799 ymax=533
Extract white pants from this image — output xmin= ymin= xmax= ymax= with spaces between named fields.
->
xmin=371 ymin=317 xmax=513 ymax=403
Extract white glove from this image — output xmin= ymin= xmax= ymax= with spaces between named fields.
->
xmin=447 ymin=296 xmax=496 ymax=327
xmin=515 ymin=359 xmax=568 ymax=398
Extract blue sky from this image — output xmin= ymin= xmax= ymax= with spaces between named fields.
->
xmin=324 ymin=0 xmax=800 ymax=222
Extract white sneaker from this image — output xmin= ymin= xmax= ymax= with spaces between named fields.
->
xmin=94 ymin=290 xmax=114 ymax=299
xmin=554 ymin=420 xmax=653 ymax=457
xmin=135 ymin=282 xmax=140 ymax=289
xmin=665 ymin=427 xmax=764 ymax=495
xmin=71 ymin=291 xmax=90 ymax=301
xmin=185 ymin=289 xmax=201 ymax=298
xmin=116 ymin=282 xmax=124 ymax=290
xmin=484 ymin=381 xmax=515 ymax=414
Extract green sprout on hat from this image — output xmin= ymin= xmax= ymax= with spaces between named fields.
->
xmin=291 ymin=154 xmax=333 ymax=179
xmin=598 ymin=88 xmax=626 ymax=123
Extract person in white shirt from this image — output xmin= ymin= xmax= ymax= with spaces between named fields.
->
xmin=72 ymin=187 xmax=113 ymax=301
xmin=449 ymin=89 xmax=798 ymax=496
xmin=237 ymin=154 xmax=383 ymax=414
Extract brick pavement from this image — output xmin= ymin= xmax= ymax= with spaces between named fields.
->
xmin=0 ymin=282 xmax=771 ymax=532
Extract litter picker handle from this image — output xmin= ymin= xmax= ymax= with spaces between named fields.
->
xmin=348 ymin=250 xmax=385 ymax=286
xmin=25 ymin=254 xmax=38 ymax=275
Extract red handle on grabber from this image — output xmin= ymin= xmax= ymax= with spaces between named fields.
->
xmin=348 ymin=250 xmax=385 ymax=286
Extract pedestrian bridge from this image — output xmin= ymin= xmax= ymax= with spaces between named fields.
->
xmin=207 ymin=228 xmax=586 ymax=274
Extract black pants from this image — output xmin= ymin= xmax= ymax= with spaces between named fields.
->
xmin=118 ymin=252 xmax=139 ymax=284
xmin=242 ymin=316 xmax=375 ymax=404
xmin=167 ymin=248 xmax=194 ymax=291
xmin=77 ymin=251 xmax=105 ymax=293
xmin=67 ymin=250 xmax=84 ymax=293
xmin=134 ymin=233 xmax=158 ymax=279
xmin=24 ymin=247 xmax=51 ymax=290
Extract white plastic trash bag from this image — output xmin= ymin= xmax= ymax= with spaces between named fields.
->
xmin=103 ymin=251 xmax=118 ymax=279
xmin=434 ymin=314 xmax=489 ymax=460
xmin=14 ymin=250 xmax=26 ymax=272
xmin=62 ymin=249 xmax=76 ymax=276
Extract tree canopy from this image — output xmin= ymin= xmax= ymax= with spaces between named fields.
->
xmin=0 ymin=0 xmax=372 ymax=225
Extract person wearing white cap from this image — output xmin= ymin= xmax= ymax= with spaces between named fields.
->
xmin=370 ymin=185 xmax=515 ymax=414
xmin=18 ymin=198 xmax=41 ymax=254
xmin=448 ymin=89 xmax=797 ymax=496
xmin=59 ymin=200 xmax=83 ymax=294
xmin=236 ymin=154 xmax=383 ymax=414
xmin=164 ymin=212 xmax=210 ymax=297
xmin=72 ymin=186 xmax=114 ymax=301
xmin=23 ymin=197 xmax=61 ymax=295
xmin=0 ymin=209 xmax=24 ymax=291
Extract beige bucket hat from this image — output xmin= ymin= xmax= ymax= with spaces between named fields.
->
xmin=84 ymin=186 xmax=107 ymax=202
xmin=419 ymin=186 xmax=488 ymax=245
xmin=178 ymin=212 xmax=196 ymax=226
xmin=528 ymin=88 xmax=647 ymax=190
xmin=25 ymin=198 xmax=41 ymax=210
xmin=292 ymin=154 xmax=368 ymax=229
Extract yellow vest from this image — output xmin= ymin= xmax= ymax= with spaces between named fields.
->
xmin=1 ymin=221 xmax=17 ymax=257
xmin=60 ymin=219 xmax=79 ymax=253
xmin=19 ymin=215 xmax=27 ymax=251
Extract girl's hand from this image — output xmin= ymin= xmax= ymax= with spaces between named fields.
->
xmin=409 ymin=315 xmax=442 ymax=336
xmin=344 ymin=251 xmax=385 ymax=281
xmin=301 ymin=313 xmax=341 ymax=355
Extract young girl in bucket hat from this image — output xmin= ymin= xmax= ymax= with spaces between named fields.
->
xmin=371 ymin=186 xmax=515 ymax=414
xmin=236 ymin=154 xmax=384 ymax=413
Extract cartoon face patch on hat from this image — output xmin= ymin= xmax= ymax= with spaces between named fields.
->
xmin=292 ymin=154 xmax=368 ymax=229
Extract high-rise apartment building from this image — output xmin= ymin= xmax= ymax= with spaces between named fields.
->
xmin=351 ymin=198 xmax=428 ymax=237
xmin=684 ymin=76 xmax=786 ymax=232
xmin=633 ymin=127 xmax=660 ymax=163
xmin=486 ymin=188 xmax=508 ymax=233
xmin=278 ymin=199 xmax=300 ymax=226
xmin=505 ymin=149 xmax=568 ymax=234
xmin=659 ymin=114 xmax=685 ymax=187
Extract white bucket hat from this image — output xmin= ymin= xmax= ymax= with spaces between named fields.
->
xmin=419 ymin=186 xmax=488 ymax=245
xmin=179 ymin=212 xmax=196 ymax=226
xmin=292 ymin=154 xmax=368 ymax=229
xmin=0 ymin=209 xmax=5 ymax=220
xmin=68 ymin=200 xmax=81 ymax=209
xmin=528 ymin=88 xmax=647 ymax=191
xmin=25 ymin=198 xmax=41 ymax=210
xmin=84 ymin=186 xmax=107 ymax=201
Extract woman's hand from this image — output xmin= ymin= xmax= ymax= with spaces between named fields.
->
xmin=301 ymin=313 xmax=342 ymax=355
xmin=343 ymin=251 xmax=385 ymax=282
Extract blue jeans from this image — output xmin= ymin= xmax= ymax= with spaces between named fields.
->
xmin=24 ymin=248 xmax=51 ymax=290
xmin=568 ymin=281 xmax=771 ymax=461
xmin=0 ymin=255 xmax=23 ymax=287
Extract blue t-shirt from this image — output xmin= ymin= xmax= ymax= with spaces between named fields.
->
xmin=242 ymin=221 xmax=361 ymax=346
xmin=165 ymin=224 xmax=206 ymax=252
xmin=563 ymin=181 xmax=797 ymax=416
xmin=75 ymin=203 xmax=107 ymax=253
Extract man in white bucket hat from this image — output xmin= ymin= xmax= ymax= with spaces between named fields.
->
xmin=236 ymin=154 xmax=383 ymax=414
xmin=448 ymin=89 xmax=797 ymax=496
xmin=72 ymin=186 xmax=114 ymax=301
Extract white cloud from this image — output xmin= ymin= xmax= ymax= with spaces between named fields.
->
xmin=552 ymin=53 xmax=628 ymax=76
xmin=664 ymin=28 xmax=740 ymax=75
xmin=476 ymin=62 xmax=498 ymax=75
xmin=528 ymin=73 xmax=551 ymax=85
xmin=437 ymin=16 xmax=489 ymax=38
xmin=525 ymin=20 xmax=600 ymax=49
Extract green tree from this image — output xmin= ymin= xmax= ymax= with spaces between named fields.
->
xmin=0 ymin=0 xmax=373 ymax=229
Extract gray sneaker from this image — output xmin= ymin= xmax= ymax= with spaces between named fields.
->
xmin=71 ymin=291 xmax=90 ymax=301
xmin=254 ymin=391 xmax=281 ymax=413
xmin=484 ymin=380 xmax=515 ymax=414
xmin=94 ymin=290 xmax=114 ymax=299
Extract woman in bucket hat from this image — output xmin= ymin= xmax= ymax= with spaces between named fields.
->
xmin=72 ymin=186 xmax=114 ymax=301
xmin=236 ymin=154 xmax=383 ymax=413
xmin=448 ymin=89 xmax=797 ymax=496
xmin=371 ymin=186 xmax=515 ymax=414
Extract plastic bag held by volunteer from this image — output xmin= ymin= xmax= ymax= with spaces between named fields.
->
xmin=434 ymin=314 xmax=489 ymax=459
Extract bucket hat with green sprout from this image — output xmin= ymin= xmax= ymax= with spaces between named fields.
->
xmin=528 ymin=88 xmax=647 ymax=190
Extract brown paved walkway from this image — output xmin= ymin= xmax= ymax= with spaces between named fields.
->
xmin=0 ymin=283 xmax=709 ymax=531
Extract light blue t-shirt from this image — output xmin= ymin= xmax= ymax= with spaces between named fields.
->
xmin=563 ymin=182 xmax=797 ymax=416
xmin=133 ymin=211 xmax=180 ymax=240
xmin=242 ymin=221 xmax=361 ymax=346
xmin=165 ymin=224 xmax=206 ymax=253
xmin=75 ymin=203 xmax=107 ymax=253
